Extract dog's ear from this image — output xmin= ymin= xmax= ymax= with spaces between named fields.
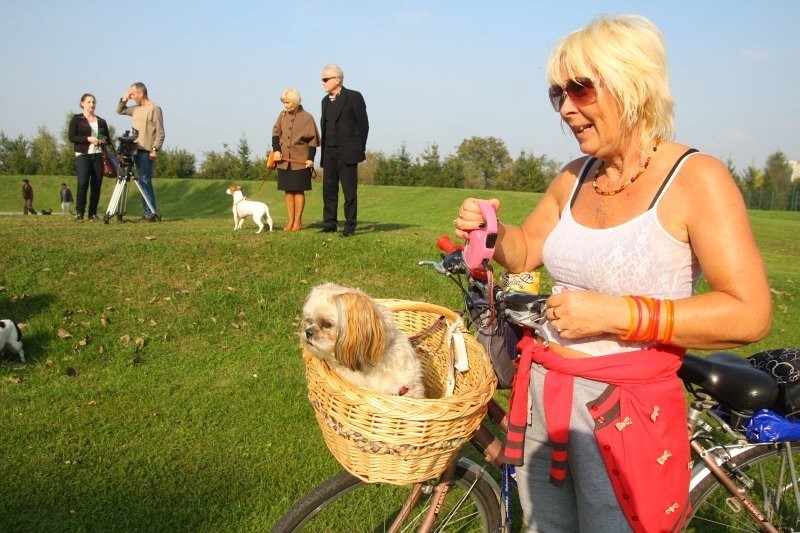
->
xmin=334 ymin=292 xmax=386 ymax=371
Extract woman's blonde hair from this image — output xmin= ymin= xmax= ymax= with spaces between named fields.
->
xmin=280 ymin=88 xmax=302 ymax=107
xmin=546 ymin=14 xmax=674 ymax=150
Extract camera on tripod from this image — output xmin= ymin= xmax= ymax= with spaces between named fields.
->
xmin=116 ymin=128 xmax=139 ymax=159
xmin=104 ymin=126 xmax=158 ymax=223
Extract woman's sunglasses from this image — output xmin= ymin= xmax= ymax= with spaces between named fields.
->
xmin=548 ymin=77 xmax=597 ymax=112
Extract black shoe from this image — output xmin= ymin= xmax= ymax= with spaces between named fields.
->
xmin=75 ymin=214 xmax=84 ymax=221
xmin=88 ymin=215 xmax=99 ymax=221
xmin=341 ymin=229 xmax=355 ymax=237
xmin=318 ymin=226 xmax=336 ymax=233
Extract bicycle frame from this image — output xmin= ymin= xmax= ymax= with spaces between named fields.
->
xmin=686 ymin=389 xmax=799 ymax=532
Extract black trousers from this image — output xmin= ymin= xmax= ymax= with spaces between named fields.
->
xmin=75 ymin=153 xmax=103 ymax=217
xmin=321 ymin=147 xmax=358 ymax=231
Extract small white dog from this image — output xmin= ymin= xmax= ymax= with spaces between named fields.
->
xmin=226 ymin=185 xmax=273 ymax=233
xmin=301 ymin=283 xmax=426 ymax=398
xmin=0 ymin=319 xmax=25 ymax=363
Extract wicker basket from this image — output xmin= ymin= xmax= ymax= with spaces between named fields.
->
xmin=303 ymin=299 xmax=497 ymax=485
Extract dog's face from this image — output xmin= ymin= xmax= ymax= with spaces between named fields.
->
xmin=300 ymin=283 xmax=388 ymax=372
xmin=226 ymin=185 xmax=242 ymax=196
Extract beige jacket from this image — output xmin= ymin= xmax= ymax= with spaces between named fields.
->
xmin=117 ymin=99 xmax=165 ymax=152
xmin=271 ymin=107 xmax=319 ymax=170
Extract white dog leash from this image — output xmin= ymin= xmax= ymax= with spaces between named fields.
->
xmin=444 ymin=316 xmax=470 ymax=397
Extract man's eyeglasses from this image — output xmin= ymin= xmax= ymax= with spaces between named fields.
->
xmin=548 ymin=77 xmax=597 ymax=112
xmin=321 ymin=76 xmax=339 ymax=83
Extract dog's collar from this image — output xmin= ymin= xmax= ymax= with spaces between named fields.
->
xmin=398 ymin=386 xmax=409 ymax=396
xmin=233 ymin=196 xmax=248 ymax=217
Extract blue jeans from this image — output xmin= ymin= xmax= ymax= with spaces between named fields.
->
xmin=134 ymin=150 xmax=158 ymax=217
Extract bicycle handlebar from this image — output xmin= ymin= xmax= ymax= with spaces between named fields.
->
xmin=436 ymin=235 xmax=462 ymax=254
xmin=435 ymin=235 xmax=488 ymax=281
xmin=422 ymin=236 xmax=549 ymax=332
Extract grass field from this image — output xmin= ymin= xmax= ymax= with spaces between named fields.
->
xmin=0 ymin=174 xmax=798 ymax=531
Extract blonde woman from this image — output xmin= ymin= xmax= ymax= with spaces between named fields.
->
xmin=454 ymin=15 xmax=771 ymax=531
xmin=272 ymin=88 xmax=320 ymax=231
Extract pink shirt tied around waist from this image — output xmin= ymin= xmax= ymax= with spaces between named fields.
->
xmin=502 ymin=333 xmax=690 ymax=532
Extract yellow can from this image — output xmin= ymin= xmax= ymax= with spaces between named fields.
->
xmin=501 ymin=271 xmax=541 ymax=294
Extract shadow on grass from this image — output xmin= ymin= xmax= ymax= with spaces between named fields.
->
xmin=303 ymin=221 xmax=418 ymax=233
xmin=0 ymin=293 xmax=55 ymax=323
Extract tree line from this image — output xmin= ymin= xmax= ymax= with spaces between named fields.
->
xmin=732 ymin=152 xmax=799 ymax=211
xmin=1 ymin=118 xmax=797 ymax=209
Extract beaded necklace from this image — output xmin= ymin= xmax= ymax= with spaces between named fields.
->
xmin=592 ymin=138 xmax=662 ymax=196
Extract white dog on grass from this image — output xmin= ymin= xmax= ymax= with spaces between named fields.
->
xmin=226 ymin=185 xmax=273 ymax=233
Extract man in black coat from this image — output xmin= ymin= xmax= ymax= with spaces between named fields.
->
xmin=320 ymin=65 xmax=369 ymax=237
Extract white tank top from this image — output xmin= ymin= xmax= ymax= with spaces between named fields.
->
xmin=541 ymin=150 xmax=701 ymax=355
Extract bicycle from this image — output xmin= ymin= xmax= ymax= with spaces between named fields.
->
xmin=273 ymin=236 xmax=800 ymax=532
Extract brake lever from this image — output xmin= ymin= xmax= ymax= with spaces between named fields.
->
xmin=418 ymin=260 xmax=448 ymax=275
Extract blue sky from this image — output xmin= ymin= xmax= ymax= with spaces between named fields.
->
xmin=1 ymin=1 xmax=797 ymax=173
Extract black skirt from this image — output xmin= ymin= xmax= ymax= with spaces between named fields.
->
xmin=277 ymin=168 xmax=312 ymax=192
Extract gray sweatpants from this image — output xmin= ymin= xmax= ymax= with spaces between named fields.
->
xmin=516 ymin=363 xmax=632 ymax=532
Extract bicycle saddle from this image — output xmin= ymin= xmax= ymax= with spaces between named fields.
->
xmin=679 ymin=352 xmax=779 ymax=412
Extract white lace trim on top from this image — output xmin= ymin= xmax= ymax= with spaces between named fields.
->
xmin=541 ymin=153 xmax=700 ymax=356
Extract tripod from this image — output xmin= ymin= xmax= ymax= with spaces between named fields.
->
xmin=103 ymin=154 xmax=159 ymax=223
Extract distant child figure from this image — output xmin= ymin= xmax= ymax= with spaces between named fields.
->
xmin=60 ymin=183 xmax=74 ymax=215
xmin=22 ymin=178 xmax=36 ymax=215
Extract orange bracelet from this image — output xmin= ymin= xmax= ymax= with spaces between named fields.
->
xmin=632 ymin=296 xmax=643 ymax=339
xmin=662 ymin=299 xmax=675 ymax=345
xmin=621 ymin=295 xmax=637 ymax=340
xmin=651 ymin=298 xmax=662 ymax=343
xmin=639 ymin=296 xmax=656 ymax=342
xmin=622 ymin=295 xmax=644 ymax=341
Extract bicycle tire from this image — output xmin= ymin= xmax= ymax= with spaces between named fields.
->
xmin=272 ymin=459 xmax=501 ymax=532
xmin=686 ymin=441 xmax=800 ymax=532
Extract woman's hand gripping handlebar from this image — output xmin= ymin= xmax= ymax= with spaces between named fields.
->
xmin=420 ymin=234 xmax=551 ymax=344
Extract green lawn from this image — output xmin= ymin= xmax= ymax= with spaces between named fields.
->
xmin=0 ymin=174 xmax=797 ymax=531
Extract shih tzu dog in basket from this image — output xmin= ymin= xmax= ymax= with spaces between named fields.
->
xmin=300 ymin=283 xmax=426 ymax=398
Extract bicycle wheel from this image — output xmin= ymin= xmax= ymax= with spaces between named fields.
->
xmin=686 ymin=442 xmax=800 ymax=532
xmin=272 ymin=459 xmax=501 ymax=532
